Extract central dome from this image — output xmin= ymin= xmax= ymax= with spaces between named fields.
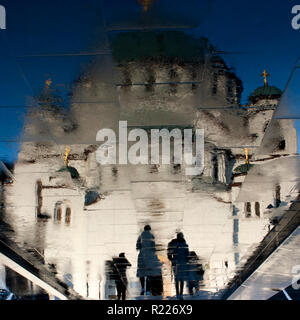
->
xmin=110 ymin=30 xmax=215 ymax=63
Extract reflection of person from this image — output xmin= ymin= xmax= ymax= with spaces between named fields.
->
xmin=112 ymin=253 xmax=131 ymax=300
xmin=147 ymin=252 xmax=163 ymax=296
xmin=187 ymin=251 xmax=204 ymax=296
xmin=136 ymin=225 xmax=162 ymax=296
xmin=167 ymin=232 xmax=189 ymax=299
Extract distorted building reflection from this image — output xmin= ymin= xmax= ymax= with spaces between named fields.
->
xmin=1 ymin=30 xmax=298 ymax=300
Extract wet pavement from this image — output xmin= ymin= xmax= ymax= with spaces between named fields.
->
xmin=1 ymin=1 xmax=300 ymax=301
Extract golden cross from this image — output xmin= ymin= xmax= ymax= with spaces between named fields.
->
xmin=261 ymin=69 xmax=270 ymax=87
xmin=64 ymin=147 xmax=71 ymax=167
xmin=137 ymin=0 xmax=155 ymax=12
xmin=244 ymin=148 xmax=249 ymax=165
xmin=45 ymin=78 xmax=52 ymax=88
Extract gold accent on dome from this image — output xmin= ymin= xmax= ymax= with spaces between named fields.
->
xmin=244 ymin=148 xmax=249 ymax=165
xmin=137 ymin=0 xmax=155 ymax=12
xmin=261 ymin=69 xmax=270 ymax=87
xmin=64 ymin=147 xmax=71 ymax=167
xmin=45 ymin=78 xmax=52 ymax=89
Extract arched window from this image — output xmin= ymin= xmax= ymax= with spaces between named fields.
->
xmin=36 ymin=180 xmax=43 ymax=216
xmin=255 ymin=202 xmax=260 ymax=217
xmin=65 ymin=207 xmax=71 ymax=225
xmin=54 ymin=206 xmax=62 ymax=222
xmin=212 ymin=154 xmax=218 ymax=181
xmin=278 ymin=140 xmax=286 ymax=151
xmin=245 ymin=202 xmax=251 ymax=218
xmin=212 ymin=73 xmax=218 ymax=95
xmin=275 ymin=184 xmax=281 ymax=208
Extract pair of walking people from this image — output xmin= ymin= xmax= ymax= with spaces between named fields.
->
xmin=137 ymin=225 xmax=204 ymax=299
xmin=168 ymin=232 xmax=204 ymax=298
xmin=110 ymin=225 xmax=164 ymax=300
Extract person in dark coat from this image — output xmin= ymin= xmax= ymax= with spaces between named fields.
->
xmin=167 ymin=232 xmax=189 ymax=299
xmin=146 ymin=252 xmax=163 ymax=297
xmin=136 ymin=225 xmax=162 ymax=295
xmin=187 ymin=251 xmax=204 ymax=296
xmin=112 ymin=253 xmax=131 ymax=300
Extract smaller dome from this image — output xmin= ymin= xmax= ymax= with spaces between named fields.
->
xmin=84 ymin=190 xmax=101 ymax=206
xmin=57 ymin=166 xmax=80 ymax=179
xmin=234 ymin=163 xmax=254 ymax=174
xmin=249 ymin=86 xmax=282 ymax=104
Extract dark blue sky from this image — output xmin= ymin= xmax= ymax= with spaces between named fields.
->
xmin=0 ymin=0 xmax=299 ymax=163
xmin=198 ymin=0 xmax=300 ymax=102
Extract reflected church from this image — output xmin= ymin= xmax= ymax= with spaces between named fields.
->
xmin=0 ymin=30 xmax=297 ymax=300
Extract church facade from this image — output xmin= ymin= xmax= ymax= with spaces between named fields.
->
xmin=1 ymin=31 xmax=298 ymax=299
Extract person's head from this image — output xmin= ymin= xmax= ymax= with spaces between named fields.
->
xmin=144 ymin=225 xmax=151 ymax=231
xmin=119 ymin=252 xmax=125 ymax=258
xmin=177 ymin=232 xmax=184 ymax=240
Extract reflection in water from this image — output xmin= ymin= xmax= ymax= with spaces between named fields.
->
xmin=168 ymin=232 xmax=189 ymax=298
xmin=187 ymin=251 xmax=204 ymax=297
xmin=0 ymin=28 xmax=299 ymax=300
xmin=136 ymin=225 xmax=163 ymax=297
xmin=105 ymin=253 xmax=131 ymax=300
xmin=168 ymin=232 xmax=189 ymax=299
xmin=0 ymin=264 xmax=49 ymax=300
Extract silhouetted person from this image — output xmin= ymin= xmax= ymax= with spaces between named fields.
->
xmin=147 ymin=252 xmax=163 ymax=297
xmin=168 ymin=232 xmax=189 ymax=299
xmin=187 ymin=251 xmax=204 ymax=296
xmin=112 ymin=253 xmax=131 ymax=300
xmin=136 ymin=225 xmax=162 ymax=296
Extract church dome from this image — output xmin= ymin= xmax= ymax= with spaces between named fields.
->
xmin=249 ymin=85 xmax=282 ymax=104
xmin=57 ymin=166 xmax=80 ymax=179
xmin=111 ymin=30 xmax=215 ymax=63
